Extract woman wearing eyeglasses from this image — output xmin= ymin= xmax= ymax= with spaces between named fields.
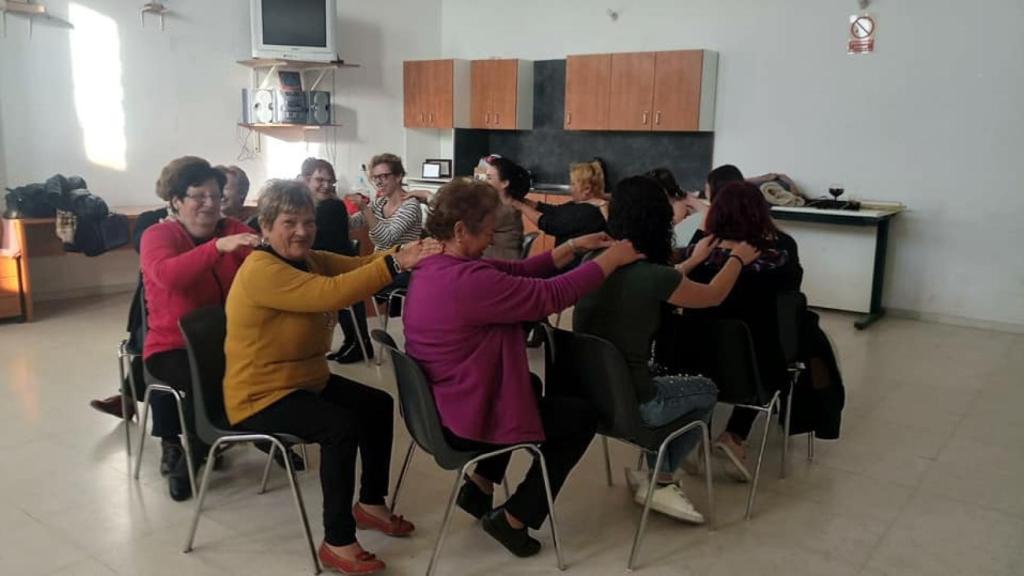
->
xmin=337 ymin=153 xmax=423 ymax=363
xmin=139 ymin=156 xmax=259 ymax=501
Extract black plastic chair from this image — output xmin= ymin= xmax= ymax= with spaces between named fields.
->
xmin=777 ymin=291 xmax=814 ymax=472
xmin=178 ymin=307 xmax=319 ymax=574
xmin=131 ymin=284 xmax=197 ymax=495
xmin=702 ymin=319 xmax=782 ymax=520
xmin=370 ymin=329 xmax=565 ymax=576
xmin=544 ymin=326 xmax=714 ymax=571
xmin=521 ymin=232 xmax=540 ymax=260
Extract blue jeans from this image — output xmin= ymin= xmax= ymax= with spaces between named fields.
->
xmin=637 ymin=375 xmax=718 ymax=474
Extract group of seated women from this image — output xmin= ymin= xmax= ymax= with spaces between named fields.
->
xmin=127 ymin=150 xmax=801 ymax=574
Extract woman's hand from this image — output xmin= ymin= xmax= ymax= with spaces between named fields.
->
xmin=592 ymin=240 xmax=645 ymax=277
xmin=689 ymin=234 xmax=719 ymax=265
xmin=729 ymin=242 xmax=761 ymax=265
xmin=215 ymin=233 xmax=260 ymax=254
xmin=682 ymin=193 xmax=709 ymax=215
xmin=570 ymin=231 xmax=614 ymax=253
xmin=394 ymin=238 xmax=443 ymax=270
xmin=344 ymin=193 xmax=369 ymax=210
xmin=404 ymin=189 xmax=432 ymax=204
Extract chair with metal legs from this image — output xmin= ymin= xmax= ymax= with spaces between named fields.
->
xmin=776 ymin=291 xmax=815 ymax=476
xmin=370 ymin=330 xmax=565 ymax=576
xmin=118 ymin=338 xmax=141 ymax=454
xmin=178 ymin=307 xmax=319 ymax=574
xmin=544 ymin=326 xmax=715 ymax=571
xmin=131 ymin=289 xmax=197 ymax=496
xmin=371 ymin=288 xmax=407 ymax=366
xmin=703 ymin=319 xmax=784 ymax=520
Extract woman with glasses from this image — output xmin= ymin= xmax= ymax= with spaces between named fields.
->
xmin=140 ymin=156 xmax=259 ymax=501
xmin=338 ymin=153 xmax=422 ymax=363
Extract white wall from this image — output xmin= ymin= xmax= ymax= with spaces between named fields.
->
xmin=441 ymin=0 xmax=1024 ymax=329
xmin=0 ymin=0 xmax=441 ymax=299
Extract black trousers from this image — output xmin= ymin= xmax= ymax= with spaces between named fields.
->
xmin=446 ymin=385 xmax=597 ymax=530
xmin=337 ymin=301 xmax=370 ymax=350
xmin=144 ymin=349 xmax=195 ymax=440
xmin=236 ymin=374 xmax=394 ymax=547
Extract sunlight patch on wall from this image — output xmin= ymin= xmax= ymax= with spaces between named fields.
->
xmin=69 ymin=3 xmax=127 ymax=172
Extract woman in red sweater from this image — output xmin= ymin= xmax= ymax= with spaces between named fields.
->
xmin=140 ymin=156 xmax=259 ymax=501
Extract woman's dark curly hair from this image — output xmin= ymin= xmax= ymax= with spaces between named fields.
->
xmin=486 ymin=156 xmax=532 ymax=201
xmin=705 ymin=181 xmax=780 ymax=250
xmin=607 ymin=176 xmax=674 ymax=265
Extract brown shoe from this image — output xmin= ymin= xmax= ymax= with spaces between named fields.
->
xmin=90 ymin=395 xmax=135 ymax=420
xmin=317 ymin=542 xmax=385 ymax=575
xmin=353 ymin=503 xmax=415 ymax=537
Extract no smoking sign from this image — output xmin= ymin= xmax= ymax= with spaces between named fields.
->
xmin=848 ymin=14 xmax=876 ymax=54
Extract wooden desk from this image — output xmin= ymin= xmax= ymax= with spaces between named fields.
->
xmin=1 ymin=206 xmax=158 ymax=322
xmin=770 ymin=204 xmax=904 ymax=329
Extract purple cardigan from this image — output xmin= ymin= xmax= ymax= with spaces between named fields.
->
xmin=404 ymin=252 xmax=605 ymax=444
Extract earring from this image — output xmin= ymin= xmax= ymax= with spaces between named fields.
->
xmin=259 ymin=237 xmax=269 ymax=247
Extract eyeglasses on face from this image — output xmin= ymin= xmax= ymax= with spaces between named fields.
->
xmin=185 ymin=192 xmax=223 ymax=203
xmin=371 ymin=172 xmax=395 ymax=182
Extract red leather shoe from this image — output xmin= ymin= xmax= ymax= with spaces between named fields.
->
xmin=317 ymin=542 xmax=385 ymax=575
xmin=353 ymin=503 xmax=415 ymax=536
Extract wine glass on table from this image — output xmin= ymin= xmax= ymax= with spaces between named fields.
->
xmin=828 ymin=183 xmax=845 ymax=208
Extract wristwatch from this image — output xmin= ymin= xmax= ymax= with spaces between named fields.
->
xmin=385 ymin=254 xmax=403 ymax=277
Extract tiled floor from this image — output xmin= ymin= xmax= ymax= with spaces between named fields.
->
xmin=1 ymin=293 xmax=1022 ymax=576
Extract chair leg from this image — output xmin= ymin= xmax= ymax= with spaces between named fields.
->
xmin=275 ymin=437 xmax=320 ymax=574
xmin=527 ymin=446 xmax=566 ymax=571
xmin=699 ymin=422 xmax=716 ymax=531
xmin=636 ymin=449 xmax=645 ymax=471
xmin=502 ymin=477 xmax=511 ymax=500
xmin=171 ymin=392 xmax=198 ymax=497
xmin=132 ymin=386 xmax=154 ymax=480
xmin=258 ymin=442 xmax=277 ymax=494
xmin=426 ymin=466 xmax=470 ymax=576
xmin=184 ymin=437 xmax=225 ymax=553
xmin=744 ymin=393 xmax=779 ymax=520
xmin=602 ymin=435 xmax=614 ymax=486
xmin=117 ymin=345 xmax=132 ymax=456
xmin=390 ymin=442 xmax=416 ymax=513
xmin=346 ymin=307 xmax=371 ymax=366
xmin=781 ymin=377 xmax=796 ymax=479
xmin=807 ymin=432 xmax=815 ymax=462
xmin=372 ymin=298 xmax=386 ymax=366
xmin=628 ymin=440 xmax=669 ymax=571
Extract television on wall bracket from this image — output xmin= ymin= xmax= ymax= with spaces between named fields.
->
xmin=250 ymin=0 xmax=338 ymax=62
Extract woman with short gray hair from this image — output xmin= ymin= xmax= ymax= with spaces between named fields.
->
xmin=223 ymin=178 xmax=440 ymax=574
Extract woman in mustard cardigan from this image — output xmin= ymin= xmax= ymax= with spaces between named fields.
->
xmin=223 ymin=179 xmax=440 ymax=575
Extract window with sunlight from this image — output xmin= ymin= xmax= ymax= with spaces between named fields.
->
xmin=69 ymin=3 xmax=127 ymax=172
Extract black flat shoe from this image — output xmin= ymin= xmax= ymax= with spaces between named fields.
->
xmin=481 ymin=508 xmax=541 ymax=558
xmin=160 ymin=438 xmax=183 ymax=477
xmin=168 ymin=458 xmax=193 ymax=502
xmin=457 ymin=475 xmax=493 ymax=519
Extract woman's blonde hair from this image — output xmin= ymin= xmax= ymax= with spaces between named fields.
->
xmin=570 ymin=160 xmax=606 ymax=199
xmin=257 ymin=179 xmax=315 ymax=233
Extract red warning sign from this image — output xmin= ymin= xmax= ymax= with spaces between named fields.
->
xmin=848 ymin=14 xmax=876 ymax=54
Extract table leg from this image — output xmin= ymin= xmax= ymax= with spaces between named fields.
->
xmin=855 ymin=218 xmax=890 ymax=330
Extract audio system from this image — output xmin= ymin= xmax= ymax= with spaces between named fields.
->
xmin=241 ymin=88 xmax=332 ymax=126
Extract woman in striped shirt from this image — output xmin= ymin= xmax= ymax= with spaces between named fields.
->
xmin=336 ymin=154 xmax=422 ymax=363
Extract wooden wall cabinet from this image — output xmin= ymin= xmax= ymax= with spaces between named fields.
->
xmin=566 ymin=50 xmax=717 ymax=132
xmin=403 ymin=59 xmax=469 ymax=129
xmin=470 ymin=59 xmax=533 ymax=130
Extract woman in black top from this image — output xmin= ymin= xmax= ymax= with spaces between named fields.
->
xmin=512 ymin=160 xmax=608 ymax=252
xmin=655 ymin=181 xmax=802 ymax=481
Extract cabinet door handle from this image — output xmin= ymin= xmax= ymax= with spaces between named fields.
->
xmin=485 ymin=112 xmax=491 ymax=125
xmin=419 ymin=112 xmax=424 ymax=123
xmin=566 ymin=111 xmax=572 ymax=126
xmin=429 ymin=112 xmax=435 ymax=124
xmin=494 ymin=112 xmax=500 ymax=125
xmin=642 ymin=111 xmax=649 ymax=125
xmin=655 ymin=111 xmax=662 ymax=125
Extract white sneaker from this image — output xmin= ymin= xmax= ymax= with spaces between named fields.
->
xmin=624 ymin=468 xmax=705 ymax=524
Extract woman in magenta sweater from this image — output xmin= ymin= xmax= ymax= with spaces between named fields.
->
xmin=404 ymin=178 xmax=643 ymax=558
xmin=140 ymin=156 xmax=259 ymax=501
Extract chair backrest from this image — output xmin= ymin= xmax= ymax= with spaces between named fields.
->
xmin=376 ymin=335 xmax=466 ymax=470
xmin=706 ymin=319 xmax=768 ymax=406
xmin=776 ymin=291 xmax=807 ymax=364
xmin=546 ymin=326 xmax=643 ymax=439
xmin=178 ymin=306 xmax=232 ymax=444
xmin=521 ymin=232 xmax=540 ymax=260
